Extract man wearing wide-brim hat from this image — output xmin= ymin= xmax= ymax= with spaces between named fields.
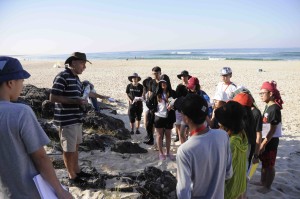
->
xmin=65 ymin=52 xmax=92 ymax=66
xmin=50 ymin=52 xmax=92 ymax=187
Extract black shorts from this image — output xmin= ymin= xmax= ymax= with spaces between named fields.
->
xmin=154 ymin=115 xmax=174 ymax=129
xmin=259 ymin=137 xmax=279 ymax=168
xmin=128 ymin=103 xmax=143 ymax=123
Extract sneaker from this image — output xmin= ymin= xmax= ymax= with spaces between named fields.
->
xmin=77 ymin=170 xmax=93 ymax=178
xmin=159 ymin=154 xmax=166 ymax=160
xmin=166 ymin=154 xmax=176 ymax=161
xmin=130 ymin=130 xmax=134 ymax=135
xmin=135 ymin=129 xmax=141 ymax=134
xmin=69 ymin=176 xmax=88 ymax=187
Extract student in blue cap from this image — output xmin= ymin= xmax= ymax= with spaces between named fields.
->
xmin=0 ymin=56 xmax=72 ymax=199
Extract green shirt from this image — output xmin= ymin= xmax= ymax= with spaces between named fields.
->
xmin=225 ymin=131 xmax=248 ymax=199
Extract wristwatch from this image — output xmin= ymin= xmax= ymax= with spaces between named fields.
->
xmin=253 ymin=154 xmax=259 ymax=159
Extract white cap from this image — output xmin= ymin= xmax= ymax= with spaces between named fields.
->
xmin=213 ymin=91 xmax=229 ymax=102
xmin=220 ymin=67 xmax=232 ymax=76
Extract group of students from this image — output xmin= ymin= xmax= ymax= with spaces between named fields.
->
xmin=0 ymin=52 xmax=284 ymax=199
xmin=126 ymin=65 xmax=284 ymax=198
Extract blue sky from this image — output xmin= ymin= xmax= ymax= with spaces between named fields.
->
xmin=1 ymin=0 xmax=300 ymax=55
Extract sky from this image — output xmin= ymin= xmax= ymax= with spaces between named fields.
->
xmin=1 ymin=0 xmax=300 ymax=55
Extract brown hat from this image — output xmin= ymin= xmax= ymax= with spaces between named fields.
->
xmin=65 ymin=52 xmax=92 ymax=65
xmin=128 ymin=73 xmax=141 ymax=82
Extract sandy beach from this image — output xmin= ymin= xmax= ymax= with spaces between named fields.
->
xmin=21 ymin=59 xmax=300 ymax=198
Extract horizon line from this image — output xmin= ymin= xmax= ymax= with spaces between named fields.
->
xmin=2 ymin=46 xmax=300 ymax=57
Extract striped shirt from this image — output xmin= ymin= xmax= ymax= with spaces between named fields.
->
xmin=51 ymin=67 xmax=83 ymax=127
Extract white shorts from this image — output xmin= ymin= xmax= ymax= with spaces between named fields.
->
xmin=143 ymin=101 xmax=149 ymax=114
xmin=175 ymin=110 xmax=184 ymax=125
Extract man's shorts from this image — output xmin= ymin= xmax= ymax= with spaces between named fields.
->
xmin=259 ymin=137 xmax=279 ymax=169
xmin=59 ymin=123 xmax=83 ymax=152
xmin=128 ymin=103 xmax=143 ymax=123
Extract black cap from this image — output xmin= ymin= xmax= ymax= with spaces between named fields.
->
xmin=175 ymin=94 xmax=208 ymax=124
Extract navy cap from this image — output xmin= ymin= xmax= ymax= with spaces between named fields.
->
xmin=0 ymin=56 xmax=31 ymax=83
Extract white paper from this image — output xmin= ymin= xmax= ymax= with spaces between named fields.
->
xmin=108 ymin=97 xmax=116 ymax=102
xmin=132 ymin=97 xmax=144 ymax=104
xmin=262 ymin=123 xmax=283 ymax=138
xmin=33 ymin=174 xmax=67 ymax=199
xmin=262 ymin=123 xmax=271 ymax=138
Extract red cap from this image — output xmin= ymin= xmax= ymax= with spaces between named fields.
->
xmin=187 ymin=77 xmax=199 ymax=89
xmin=233 ymin=93 xmax=253 ymax=107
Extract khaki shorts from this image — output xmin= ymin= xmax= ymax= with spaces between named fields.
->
xmin=59 ymin=123 xmax=83 ymax=152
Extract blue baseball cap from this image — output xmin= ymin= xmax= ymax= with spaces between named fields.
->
xmin=0 ymin=56 xmax=30 ymax=83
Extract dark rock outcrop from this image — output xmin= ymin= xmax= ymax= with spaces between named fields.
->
xmin=20 ymin=84 xmax=130 ymax=141
xmin=58 ymin=166 xmax=176 ymax=198
xmin=111 ymin=141 xmax=148 ymax=154
xmin=83 ymin=112 xmax=131 ymax=140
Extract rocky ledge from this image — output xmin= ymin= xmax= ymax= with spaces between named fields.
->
xmin=18 ymin=84 xmax=177 ymax=198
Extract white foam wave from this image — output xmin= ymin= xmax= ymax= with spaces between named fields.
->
xmin=171 ymin=51 xmax=192 ymax=55
xmin=208 ymin=57 xmax=226 ymax=60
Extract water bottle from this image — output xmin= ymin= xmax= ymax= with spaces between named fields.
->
xmin=82 ymin=84 xmax=90 ymax=99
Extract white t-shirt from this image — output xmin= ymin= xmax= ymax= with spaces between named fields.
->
xmin=155 ymin=93 xmax=168 ymax=118
xmin=216 ymin=82 xmax=237 ymax=100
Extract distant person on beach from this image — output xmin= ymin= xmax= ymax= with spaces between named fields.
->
xmin=215 ymin=101 xmax=248 ymax=199
xmin=257 ymin=81 xmax=283 ymax=194
xmin=50 ymin=52 xmax=93 ymax=187
xmin=144 ymin=66 xmax=162 ymax=145
xmin=126 ymin=73 xmax=144 ymax=134
xmin=174 ymin=70 xmax=190 ymax=142
xmin=82 ymin=80 xmax=110 ymax=113
xmin=154 ymin=75 xmax=176 ymax=160
xmin=216 ymin=67 xmax=237 ymax=100
xmin=0 ymin=56 xmax=72 ymax=199
xmin=176 ymin=94 xmax=233 ymax=198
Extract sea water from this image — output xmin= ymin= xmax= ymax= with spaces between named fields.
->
xmin=11 ymin=48 xmax=300 ymax=61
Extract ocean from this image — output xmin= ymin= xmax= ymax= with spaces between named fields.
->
xmin=13 ymin=48 xmax=300 ymax=61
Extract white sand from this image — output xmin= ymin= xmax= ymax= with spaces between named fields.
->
xmin=22 ymin=60 xmax=300 ymax=198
